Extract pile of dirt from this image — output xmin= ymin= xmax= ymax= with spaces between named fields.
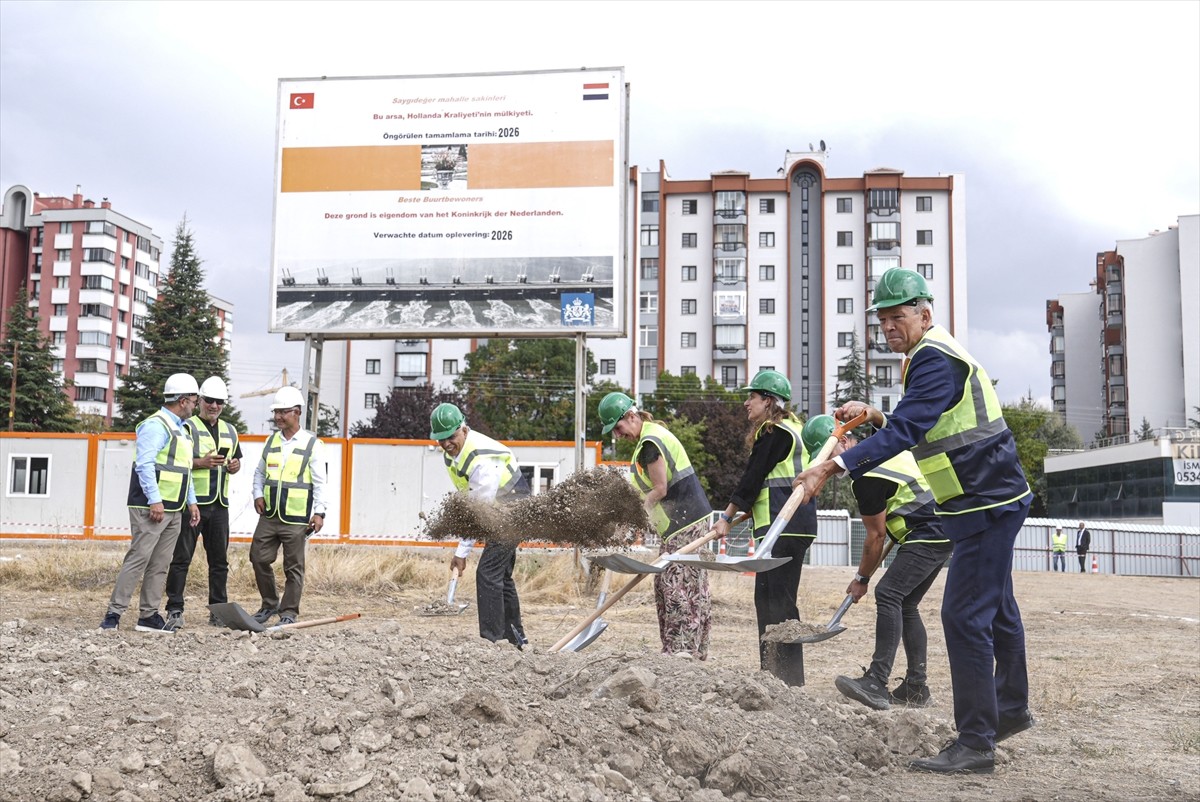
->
xmin=761 ymin=619 xmax=830 ymax=642
xmin=422 ymin=467 xmax=652 ymax=549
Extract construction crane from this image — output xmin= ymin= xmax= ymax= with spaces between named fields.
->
xmin=240 ymin=368 xmax=295 ymax=399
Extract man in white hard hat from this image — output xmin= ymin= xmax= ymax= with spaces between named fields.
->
xmin=100 ymin=373 xmax=202 ymax=632
xmin=249 ymin=386 xmax=327 ymax=625
xmin=164 ymin=376 xmax=242 ymax=628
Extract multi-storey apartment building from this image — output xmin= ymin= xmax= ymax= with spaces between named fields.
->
xmin=1 ymin=184 xmax=236 ymax=425
xmin=321 ymin=149 xmax=968 ymax=433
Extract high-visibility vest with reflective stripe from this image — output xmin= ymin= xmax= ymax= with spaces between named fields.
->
xmin=907 ymin=326 xmax=1032 ymax=515
xmin=185 ymin=416 xmax=238 ymax=507
xmin=127 ymin=410 xmax=193 ymax=512
xmin=629 ymin=421 xmax=712 ymax=537
xmin=444 ymin=430 xmax=527 ymax=500
xmin=1051 ymin=531 xmax=1068 ymax=553
xmin=751 ymin=417 xmax=817 ymax=538
xmin=262 ymin=430 xmax=317 ymax=525
xmin=862 ymin=451 xmax=947 ymax=545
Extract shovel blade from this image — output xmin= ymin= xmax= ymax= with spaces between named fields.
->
xmin=589 ymin=554 xmax=666 ymax=574
xmin=663 ymin=554 xmax=793 ymax=573
xmin=793 ymin=624 xmax=847 ymax=644
xmin=560 ymin=618 xmax=608 ymax=652
xmin=208 ymin=602 xmax=266 ymax=632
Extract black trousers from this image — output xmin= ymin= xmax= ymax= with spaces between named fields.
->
xmin=477 ymin=541 xmax=525 ymax=645
xmin=755 ymin=534 xmax=813 ymax=686
xmin=165 ymin=504 xmax=229 ymax=613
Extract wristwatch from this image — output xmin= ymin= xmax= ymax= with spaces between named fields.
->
xmin=719 ymin=512 xmax=733 ymax=523
xmin=854 ymin=573 xmax=870 ymax=584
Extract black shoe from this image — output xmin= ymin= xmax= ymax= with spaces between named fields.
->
xmin=996 ymin=709 xmax=1035 ymax=742
xmin=99 ymin=612 xmax=120 ymax=630
xmin=834 ymin=672 xmax=891 ymax=711
xmin=278 ymin=614 xmax=296 ymax=626
xmin=909 ymin=740 xmax=995 ymax=774
xmin=134 ymin=613 xmax=177 ymax=633
xmin=252 ymin=606 xmax=278 ymax=624
xmin=889 ymin=680 xmax=932 ymax=707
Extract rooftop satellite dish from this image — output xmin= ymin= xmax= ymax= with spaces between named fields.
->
xmin=820 ymin=140 xmax=826 ymax=151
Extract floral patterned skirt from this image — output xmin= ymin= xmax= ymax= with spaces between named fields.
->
xmin=654 ymin=518 xmax=712 ymax=660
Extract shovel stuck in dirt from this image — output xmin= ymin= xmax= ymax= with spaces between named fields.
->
xmin=416 ymin=567 xmax=471 ymax=616
xmin=207 ymin=603 xmax=361 ymax=633
xmin=559 ymin=569 xmax=613 ymax=652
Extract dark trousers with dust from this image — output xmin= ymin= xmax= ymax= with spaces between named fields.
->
xmin=755 ymin=534 xmax=813 ymax=686
xmin=250 ymin=516 xmax=308 ymax=617
xmin=165 ymin=504 xmax=230 ymax=613
xmin=868 ymin=539 xmax=952 ymax=687
xmin=941 ymin=502 xmax=1030 ymax=751
xmin=477 ymin=541 xmax=524 ymax=644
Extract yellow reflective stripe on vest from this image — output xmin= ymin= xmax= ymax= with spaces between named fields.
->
xmin=444 ymin=431 xmax=522 ymax=497
xmin=186 ymin=417 xmax=238 ymax=506
xmin=263 ymin=431 xmax=316 ymax=525
xmin=864 ymin=452 xmax=943 ymax=544
xmin=752 ymin=418 xmax=808 ymax=532
xmin=630 ymin=421 xmax=703 ymax=536
xmin=132 ymin=411 xmax=192 ymax=512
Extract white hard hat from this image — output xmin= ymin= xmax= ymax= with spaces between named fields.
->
xmin=270 ymin=385 xmax=305 ymax=411
xmin=199 ymin=376 xmax=228 ymax=400
xmin=163 ymin=373 xmax=200 ymax=397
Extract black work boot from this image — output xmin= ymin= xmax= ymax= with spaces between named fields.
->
xmin=889 ymin=680 xmax=932 ymax=707
xmin=834 ymin=670 xmax=891 ymax=711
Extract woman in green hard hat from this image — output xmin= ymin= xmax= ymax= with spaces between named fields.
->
xmin=711 ymin=369 xmax=816 ymax=686
xmin=598 ymin=391 xmax=714 ymax=659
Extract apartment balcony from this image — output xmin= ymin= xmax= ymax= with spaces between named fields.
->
xmin=1106 ymin=311 xmax=1123 ymax=328
xmin=713 ymin=272 xmax=747 ymax=289
xmin=868 ymin=238 xmax=900 ymax=255
xmin=712 ymin=242 xmax=746 ymax=259
xmin=713 ymin=208 xmax=747 ymax=225
xmin=394 ymin=339 xmax=430 ymax=354
xmin=712 ymin=347 xmax=747 ymax=362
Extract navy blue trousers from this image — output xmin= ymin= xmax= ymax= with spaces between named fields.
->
xmin=941 ymin=503 xmax=1030 ymax=751
xmin=477 ymin=541 xmax=525 ymax=645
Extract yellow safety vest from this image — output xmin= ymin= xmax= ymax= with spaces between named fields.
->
xmin=185 ymin=416 xmax=238 ymax=507
xmin=751 ymin=417 xmax=816 ymax=538
xmin=1051 ymin=531 xmax=1068 ymax=552
xmin=127 ymin=410 xmax=193 ymax=512
xmin=907 ymin=325 xmax=1032 ymax=514
xmin=262 ymin=431 xmax=317 ymax=525
xmin=444 ymin=430 xmax=524 ymax=499
xmin=629 ymin=421 xmax=711 ymax=537
xmin=862 ymin=451 xmax=947 ymax=545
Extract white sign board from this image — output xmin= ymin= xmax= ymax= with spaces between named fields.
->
xmin=270 ymin=68 xmax=628 ymax=339
xmin=1173 ymin=444 xmax=1200 ymax=486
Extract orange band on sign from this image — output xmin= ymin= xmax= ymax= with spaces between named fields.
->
xmin=467 ymin=141 xmax=614 ymax=189
xmin=281 ymin=146 xmax=422 ymax=192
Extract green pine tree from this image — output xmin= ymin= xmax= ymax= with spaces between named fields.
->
xmin=115 ymin=218 xmax=246 ymax=432
xmin=829 ymin=328 xmax=872 ymax=410
xmin=0 ymin=286 xmax=78 ymax=432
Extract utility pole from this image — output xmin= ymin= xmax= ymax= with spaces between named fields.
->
xmin=6 ymin=341 xmax=16 ymax=432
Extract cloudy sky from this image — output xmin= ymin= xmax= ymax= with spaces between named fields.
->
xmin=2 ymin=0 xmax=1197 ymax=428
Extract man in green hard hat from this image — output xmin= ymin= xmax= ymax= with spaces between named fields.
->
xmin=793 ymin=268 xmax=1034 ymax=775
xmin=431 ymin=402 xmax=531 ymax=648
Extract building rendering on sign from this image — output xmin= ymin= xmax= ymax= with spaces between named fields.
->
xmin=0 ymin=184 xmax=234 ymax=425
xmin=320 ymin=147 xmax=969 ymax=434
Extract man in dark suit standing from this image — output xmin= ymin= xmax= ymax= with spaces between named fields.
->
xmin=1076 ymin=521 xmax=1092 ymax=573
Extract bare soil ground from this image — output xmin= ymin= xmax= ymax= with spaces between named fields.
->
xmin=0 ymin=544 xmax=1197 ymax=802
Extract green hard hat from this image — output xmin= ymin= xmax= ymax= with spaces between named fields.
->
xmin=742 ymin=369 xmax=792 ymax=402
xmin=801 ymin=414 xmax=838 ymax=459
xmin=598 ymin=392 xmax=635 ymax=435
xmin=429 ymin=402 xmax=465 ymax=440
xmin=868 ymin=268 xmax=934 ymax=311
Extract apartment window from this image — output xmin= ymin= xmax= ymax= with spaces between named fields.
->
xmin=639 ymin=325 xmax=658 ymax=348
xmin=759 ymin=198 xmax=775 ymax=214
xmin=759 ymin=264 xmax=775 ymax=281
xmin=837 ymin=231 xmax=853 ymax=246
xmin=78 ymin=359 xmax=107 ymax=373
xmin=837 ymin=298 xmax=853 ymax=314
xmin=118 ymin=337 xmax=127 ymax=351
xmin=870 ymin=222 xmax=899 ymax=243
xmin=681 ymin=332 xmax=697 ymax=348
xmin=714 ymin=324 xmax=746 ymax=350
xmin=681 ymin=233 xmax=697 ymax=248
xmin=837 ymin=264 xmax=853 ymax=280
xmin=32 ymin=253 xmax=42 ymax=272
xmin=82 ymin=248 xmax=116 ymax=264
xmin=59 ymin=222 xmax=73 ymax=234
xmin=1051 ymin=361 xmax=1066 ymax=378
xmin=1111 ymin=386 xmax=1126 ymax=404
xmin=916 ymin=196 xmax=933 ymax=212
xmin=917 ymin=230 xmax=933 ymax=245
xmin=639 ymin=358 xmax=658 ymax=381
xmin=443 ymin=359 xmax=459 ymax=375
xmin=721 ymin=366 xmax=739 ymax=388
xmin=640 ymin=225 xmax=659 ymax=246
xmin=917 ymin=263 xmax=934 ymax=279
xmin=79 ymin=304 xmax=112 ymax=319
xmin=74 ymin=386 xmax=106 ymax=402
xmin=640 ymin=258 xmax=659 ymax=280
xmin=8 ymin=456 xmax=51 ymax=496
xmin=881 ymin=396 xmax=892 ymax=413
xmin=759 ymin=298 xmax=776 ymax=314
xmin=56 ymin=249 xmax=71 ymax=261
xmin=716 ymin=259 xmax=745 ymax=283
xmin=639 ymin=292 xmax=658 ymax=313
xmin=600 ymin=359 xmax=616 ymax=375
xmin=132 ymin=314 xmax=146 ymax=329
xmin=29 ymin=280 xmax=40 ymax=300
xmin=365 ymin=359 xmax=381 ymax=375
xmin=82 ymin=275 xmax=114 ymax=292
xmin=78 ymin=331 xmax=110 ymax=346
xmin=875 ymin=365 xmax=893 ymax=385
xmin=836 ymin=198 xmax=853 ymax=213
xmin=641 ymin=192 xmax=659 ymax=213
xmin=364 ymin=393 xmax=381 ymax=409
xmin=52 ymin=332 xmax=66 ymax=346
xmin=1108 ymin=355 xmax=1123 ymax=376
xmin=680 ymin=366 xmax=697 ymax=376
xmin=56 ymin=276 xmax=70 ymax=289
xmin=715 ymin=191 xmax=746 ymax=217
xmin=53 ymin=304 xmax=68 ymax=317
xmin=869 ymin=188 xmax=898 ymax=211
xmin=395 ymin=353 xmax=424 ymax=378
xmin=51 ymin=359 xmax=64 ymax=373
xmin=682 ymin=199 xmax=698 ymax=215
xmin=135 ymin=263 xmax=152 ymax=280
xmin=759 ymin=232 xmax=775 ymax=248
xmin=681 ymin=299 xmax=697 ymax=315
xmin=121 ymin=257 xmax=129 ymax=270
xmin=134 ymin=288 xmax=150 ymax=304
xmin=838 ymin=332 xmax=854 ymax=348
xmin=759 ymin=332 xmax=776 ymax=348
xmin=681 ymin=265 xmax=697 ymax=281
xmin=34 ymin=228 xmax=44 ymax=246
xmin=118 ymin=311 xmax=126 ymax=322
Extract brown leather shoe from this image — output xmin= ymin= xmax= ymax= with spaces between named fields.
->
xmin=909 ymin=740 xmax=995 ymax=775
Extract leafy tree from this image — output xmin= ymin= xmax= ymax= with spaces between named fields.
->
xmin=0 ymin=287 xmax=77 ymax=432
xmin=73 ymin=412 xmax=110 ymax=434
xmin=115 ymin=218 xmax=246 ymax=432
xmin=1137 ymin=417 xmax=1155 ymax=441
xmin=1002 ymin=394 xmax=1084 ymax=516
xmin=1190 ymin=407 xmax=1200 ymax=429
xmin=611 ymin=413 xmax=715 ymax=496
xmin=672 ymin=377 xmax=753 ymax=505
xmin=829 ymin=328 xmax=872 ymax=410
xmin=350 ymin=385 xmax=465 ymax=439
xmin=316 ymin=403 xmax=341 ymax=438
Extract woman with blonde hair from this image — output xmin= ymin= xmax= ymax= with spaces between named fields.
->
xmin=598 ymin=392 xmax=713 ymax=659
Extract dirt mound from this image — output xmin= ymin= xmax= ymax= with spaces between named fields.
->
xmin=422 ymin=466 xmax=652 ymax=549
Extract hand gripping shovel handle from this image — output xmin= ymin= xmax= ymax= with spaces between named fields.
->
xmin=548 ymin=515 xmax=746 ymax=654
xmin=755 ymin=411 xmax=869 ymax=560
xmin=826 ymin=536 xmax=897 ymax=631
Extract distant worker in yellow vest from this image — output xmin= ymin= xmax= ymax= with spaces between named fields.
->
xmin=1051 ymin=526 xmax=1068 ymax=572
xmin=250 ymin=386 xmax=327 ymax=626
xmin=793 ymin=269 xmax=1033 ymax=775
xmin=431 ymin=402 xmax=531 ymax=649
xmin=100 ymin=374 xmax=201 ymax=633
xmin=165 ymin=376 xmax=243 ymax=628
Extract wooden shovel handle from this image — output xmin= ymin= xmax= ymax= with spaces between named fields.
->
xmin=273 ymin=613 xmax=361 ymax=631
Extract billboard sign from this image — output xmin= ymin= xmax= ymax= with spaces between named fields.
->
xmin=271 ymin=68 xmax=628 ymax=339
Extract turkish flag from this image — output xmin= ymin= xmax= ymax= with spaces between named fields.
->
xmin=290 ymin=92 xmax=315 ymax=110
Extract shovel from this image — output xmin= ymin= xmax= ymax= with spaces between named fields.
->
xmin=417 ymin=567 xmax=471 ymax=616
xmin=207 ymin=602 xmax=361 ymax=633
xmin=560 ymin=569 xmax=613 ymax=652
